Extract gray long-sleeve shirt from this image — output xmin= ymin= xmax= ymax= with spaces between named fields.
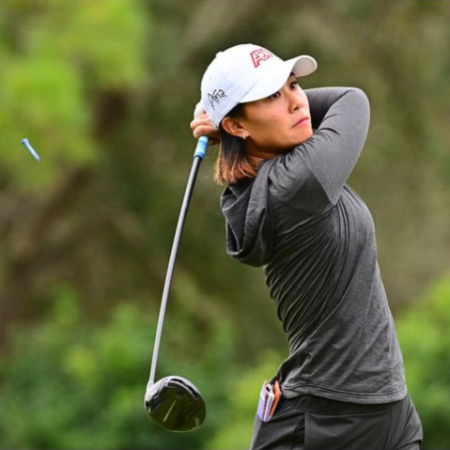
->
xmin=221 ymin=87 xmax=407 ymax=404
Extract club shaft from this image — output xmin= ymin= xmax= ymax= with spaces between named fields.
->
xmin=148 ymin=138 xmax=208 ymax=387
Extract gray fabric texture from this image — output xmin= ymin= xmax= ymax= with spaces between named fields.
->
xmin=221 ymin=87 xmax=407 ymax=404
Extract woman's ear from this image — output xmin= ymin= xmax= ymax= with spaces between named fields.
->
xmin=221 ymin=117 xmax=248 ymax=139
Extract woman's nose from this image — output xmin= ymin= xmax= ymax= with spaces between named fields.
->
xmin=285 ymin=88 xmax=302 ymax=112
xmin=288 ymin=91 xmax=302 ymax=112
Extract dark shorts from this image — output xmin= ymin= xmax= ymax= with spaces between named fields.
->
xmin=250 ymin=394 xmax=423 ymax=450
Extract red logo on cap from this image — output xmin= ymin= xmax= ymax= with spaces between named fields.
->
xmin=250 ymin=48 xmax=273 ymax=68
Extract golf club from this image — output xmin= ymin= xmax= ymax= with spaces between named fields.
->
xmin=144 ymin=135 xmax=209 ymax=432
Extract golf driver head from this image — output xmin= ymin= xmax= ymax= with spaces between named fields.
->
xmin=144 ymin=376 xmax=206 ymax=432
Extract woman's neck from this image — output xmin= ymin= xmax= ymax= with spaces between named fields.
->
xmin=244 ymin=141 xmax=279 ymax=162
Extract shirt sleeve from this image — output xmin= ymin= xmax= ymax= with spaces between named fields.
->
xmin=269 ymin=87 xmax=370 ymax=213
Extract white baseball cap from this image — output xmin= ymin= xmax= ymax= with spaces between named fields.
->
xmin=200 ymin=44 xmax=317 ymax=128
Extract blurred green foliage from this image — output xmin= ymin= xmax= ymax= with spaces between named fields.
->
xmin=397 ymin=276 xmax=450 ymax=450
xmin=205 ymin=351 xmax=282 ymax=450
xmin=1 ymin=277 xmax=449 ymax=449
xmin=0 ymin=0 xmax=147 ymax=189
xmin=0 ymin=0 xmax=449 ymax=448
xmin=0 ymin=286 xmax=236 ymax=449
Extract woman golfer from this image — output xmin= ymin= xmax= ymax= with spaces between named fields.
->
xmin=191 ymin=44 xmax=423 ymax=450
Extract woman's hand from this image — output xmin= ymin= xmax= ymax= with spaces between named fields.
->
xmin=190 ymin=107 xmax=220 ymax=145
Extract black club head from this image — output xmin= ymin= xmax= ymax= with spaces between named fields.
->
xmin=145 ymin=376 xmax=206 ymax=432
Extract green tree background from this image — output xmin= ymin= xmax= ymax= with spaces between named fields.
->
xmin=0 ymin=1 xmax=449 ymax=449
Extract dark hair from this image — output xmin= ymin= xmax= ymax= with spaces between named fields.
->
xmin=214 ymin=104 xmax=258 ymax=185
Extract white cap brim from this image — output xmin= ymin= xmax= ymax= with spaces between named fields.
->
xmin=240 ymin=55 xmax=317 ymax=103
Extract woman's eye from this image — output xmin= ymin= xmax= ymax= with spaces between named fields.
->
xmin=291 ymin=80 xmax=299 ymax=89
xmin=268 ymin=91 xmax=281 ymax=100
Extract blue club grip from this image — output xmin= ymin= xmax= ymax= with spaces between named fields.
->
xmin=194 ymin=136 xmax=209 ymax=159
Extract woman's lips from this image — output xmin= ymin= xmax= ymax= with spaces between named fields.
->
xmin=294 ymin=117 xmax=310 ymax=127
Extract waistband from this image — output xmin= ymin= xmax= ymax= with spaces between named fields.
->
xmin=291 ymin=394 xmax=405 ymax=416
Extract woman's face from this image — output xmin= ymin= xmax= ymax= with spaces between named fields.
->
xmin=239 ymin=75 xmax=313 ymax=155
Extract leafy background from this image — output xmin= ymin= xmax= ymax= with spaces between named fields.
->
xmin=0 ymin=1 xmax=449 ymax=449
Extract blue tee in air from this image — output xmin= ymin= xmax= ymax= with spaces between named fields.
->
xmin=21 ymin=138 xmax=41 ymax=161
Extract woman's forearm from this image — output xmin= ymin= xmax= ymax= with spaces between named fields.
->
xmin=306 ymin=87 xmax=363 ymax=129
